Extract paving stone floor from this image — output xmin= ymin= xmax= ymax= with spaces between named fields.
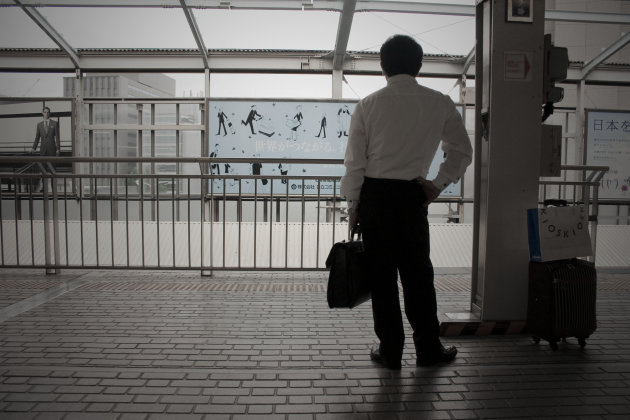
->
xmin=0 ymin=268 xmax=629 ymax=419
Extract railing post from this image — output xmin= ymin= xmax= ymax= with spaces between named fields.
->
xmin=42 ymin=171 xmax=60 ymax=274
xmin=201 ymin=172 xmax=213 ymax=277
xmin=52 ymin=171 xmax=61 ymax=273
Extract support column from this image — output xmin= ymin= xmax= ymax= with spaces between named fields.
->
xmin=332 ymin=69 xmax=343 ymax=100
xmin=73 ymin=70 xmax=82 ymax=195
xmin=472 ymin=0 xmax=545 ymax=321
xmin=202 ymin=68 xmax=212 ymax=276
xmin=575 ymin=79 xmax=586 ymax=165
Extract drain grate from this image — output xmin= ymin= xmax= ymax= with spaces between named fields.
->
xmin=77 ymin=274 xmax=474 ymax=293
xmin=0 ymin=279 xmax=67 ymax=290
xmin=79 ymin=281 xmax=327 ymax=293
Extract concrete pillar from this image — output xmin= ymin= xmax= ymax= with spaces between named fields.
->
xmin=472 ymin=0 xmax=545 ymax=321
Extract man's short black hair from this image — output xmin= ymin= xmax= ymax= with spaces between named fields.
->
xmin=43 ymin=106 xmax=51 ymax=112
xmin=379 ymin=35 xmax=424 ymax=77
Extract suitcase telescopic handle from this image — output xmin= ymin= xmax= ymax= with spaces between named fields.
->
xmin=543 ymin=199 xmax=568 ymax=207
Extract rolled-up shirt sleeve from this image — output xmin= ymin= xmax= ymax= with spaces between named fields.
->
xmin=340 ymin=102 xmax=367 ymax=203
xmin=431 ymin=99 xmax=473 ymax=191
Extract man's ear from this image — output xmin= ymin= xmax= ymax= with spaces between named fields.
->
xmin=380 ymin=62 xmax=389 ymax=80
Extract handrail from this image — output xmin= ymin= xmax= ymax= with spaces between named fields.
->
xmin=538 ymin=165 xmax=609 ymax=263
xmin=0 ymin=156 xmax=475 ymax=273
xmin=0 ymin=156 xmax=344 ymax=165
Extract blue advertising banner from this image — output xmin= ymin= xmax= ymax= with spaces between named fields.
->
xmin=208 ymin=99 xmax=463 ymax=197
xmin=585 ymin=110 xmax=630 ymax=201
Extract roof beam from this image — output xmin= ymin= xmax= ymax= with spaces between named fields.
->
xmin=3 ymin=1 xmax=630 ymax=25
xmin=13 ymin=0 xmax=80 ymax=68
xmin=332 ymin=0 xmax=356 ymax=70
xmin=545 ymin=9 xmax=630 ymax=25
xmin=580 ymin=32 xmax=630 ymax=80
xmin=354 ymin=1 xmax=473 ymax=16
xmin=0 ymin=49 xmax=465 ymax=77
xmin=3 ymin=48 xmax=630 ymax=85
xmin=179 ymin=0 xmax=209 ymax=68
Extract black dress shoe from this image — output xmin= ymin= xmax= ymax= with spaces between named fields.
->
xmin=370 ymin=346 xmax=401 ymax=370
xmin=416 ymin=345 xmax=457 ymax=366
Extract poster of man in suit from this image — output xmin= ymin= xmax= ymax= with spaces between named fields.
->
xmin=30 ymin=106 xmax=61 ymax=192
xmin=31 ymin=106 xmax=60 ymax=156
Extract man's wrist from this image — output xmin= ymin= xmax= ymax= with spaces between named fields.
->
xmin=431 ymin=175 xmax=450 ymax=192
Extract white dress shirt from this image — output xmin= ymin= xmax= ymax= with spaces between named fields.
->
xmin=340 ymin=74 xmax=473 ymax=204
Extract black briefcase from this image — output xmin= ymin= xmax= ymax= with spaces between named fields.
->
xmin=325 ymin=229 xmax=371 ymax=309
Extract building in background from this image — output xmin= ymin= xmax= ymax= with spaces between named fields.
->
xmin=62 ymin=74 xmax=202 ymax=194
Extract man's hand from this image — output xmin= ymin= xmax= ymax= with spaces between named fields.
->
xmin=421 ymin=181 xmax=441 ymax=207
xmin=348 ymin=207 xmax=360 ymax=240
xmin=56 ymin=150 xmax=60 ymax=156
xmin=30 ymin=148 xmax=35 ymax=154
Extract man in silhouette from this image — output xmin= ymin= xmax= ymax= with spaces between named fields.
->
xmin=341 ymin=35 xmax=472 ymax=370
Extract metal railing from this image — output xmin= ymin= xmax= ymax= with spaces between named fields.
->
xmin=538 ymin=165 xmax=609 ymax=261
xmin=0 ymin=156 xmax=358 ymax=274
xmin=2 ymin=158 xmax=609 ymax=272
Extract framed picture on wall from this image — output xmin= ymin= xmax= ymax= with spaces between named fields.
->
xmin=507 ymin=0 xmax=533 ymax=23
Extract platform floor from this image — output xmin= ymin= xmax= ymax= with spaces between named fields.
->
xmin=0 ymin=268 xmax=629 ymax=419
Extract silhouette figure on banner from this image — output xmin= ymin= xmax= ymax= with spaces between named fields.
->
xmin=210 ymin=144 xmax=221 ymax=175
xmin=286 ymin=105 xmax=304 ymax=141
xmin=241 ymin=105 xmax=262 ymax=135
xmin=316 ymin=113 xmax=327 ymax=138
xmin=251 ymin=154 xmax=268 ymax=186
xmin=337 ymin=105 xmax=351 ymax=138
xmin=216 ymin=108 xmax=234 ymax=136
xmin=278 ymin=162 xmax=290 ymax=184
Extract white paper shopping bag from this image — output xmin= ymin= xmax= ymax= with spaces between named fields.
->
xmin=527 ymin=205 xmax=592 ymax=262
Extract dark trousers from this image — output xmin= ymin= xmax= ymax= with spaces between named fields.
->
xmin=359 ymin=177 xmax=441 ymax=362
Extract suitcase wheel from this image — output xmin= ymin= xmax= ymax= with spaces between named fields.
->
xmin=578 ymin=337 xmax=587 ymax=348
xmin=532 ymin=335 xmax=558 ymax=350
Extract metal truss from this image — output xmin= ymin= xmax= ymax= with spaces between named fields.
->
xmin=1 ymin=0 xmax=630 ymax=85
xmin=12 ymin=0 xmax=80 ymax=67
xmin=179 ymin=0 xmax=209 ymax=68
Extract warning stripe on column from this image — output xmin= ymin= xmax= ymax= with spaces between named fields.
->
xmin=440 ymin=321 xmax=527 ymax=336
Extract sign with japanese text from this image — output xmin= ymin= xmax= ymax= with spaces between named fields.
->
xmin=585 ymin=110 xmax=630 ymax=201
xmin=504 ymin=51 xmax=533 ymax=82
xmin=208 ymin=99 xmax=463 ymax=197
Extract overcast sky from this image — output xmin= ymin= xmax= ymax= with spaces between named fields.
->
xmin=0 ymin=2 xmax=475 ymax=98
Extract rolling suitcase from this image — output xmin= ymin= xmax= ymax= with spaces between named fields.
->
xmin=527 ymin=258 xmax=597 ymax=350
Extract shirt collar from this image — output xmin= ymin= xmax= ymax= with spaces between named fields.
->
xmin=386 ymin=74 xmax=418 ymax=86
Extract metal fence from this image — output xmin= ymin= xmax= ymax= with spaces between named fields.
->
xmin=0 ymin=157 xmax=610 ymax=273
xmin=0 ymin=156 xmax=359 ymax=274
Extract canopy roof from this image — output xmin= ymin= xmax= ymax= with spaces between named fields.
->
xmin=1 ymin=0 xmax=629 ymax=84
